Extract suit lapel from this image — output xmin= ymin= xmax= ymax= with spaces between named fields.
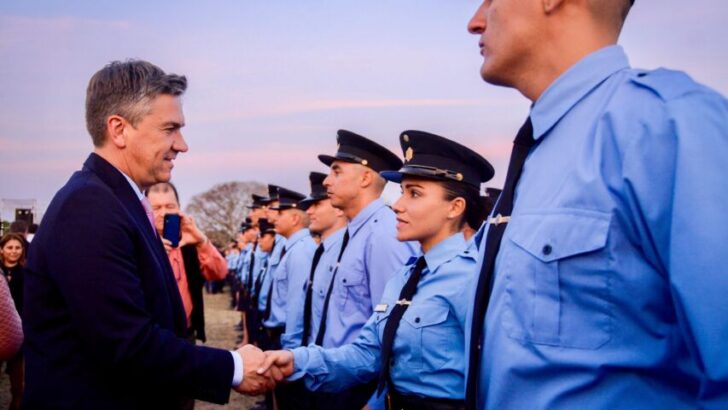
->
xmin=83 ymin=153 xmax=188 ymax=334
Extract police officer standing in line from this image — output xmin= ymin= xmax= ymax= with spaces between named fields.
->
xmin=243 ymin=194 xmax=270 ymax=347
xmin=297 ymin=172 xmax=348 ymax=350
xmin=249 ymin=217 xmax=276 ymax=410
xmin=464 ymin=0 xmax=728 ymax=409
xmin=260 ymin=130 xmax=495 ymax=410
xmin=266 ymin=187 xmax=317 ymax=409
xmin=234 ymin=219 xmax=257 ymax=345
xmin=310 ymin=130 xmax=417 ymax=408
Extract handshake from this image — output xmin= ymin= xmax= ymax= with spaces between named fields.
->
xmin=233 ymin=345 xmax=296 ymax=396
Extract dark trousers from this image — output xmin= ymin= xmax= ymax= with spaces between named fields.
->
xmin=311 ymin=380 xmax=377 ymax=410
xmin=276 ymin=379 xmax=314 ymax=410
xmin=386 ymin=391 xmax=465 ymax=410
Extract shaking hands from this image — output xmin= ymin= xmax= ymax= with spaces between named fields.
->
xmin=232 ymin=345 xmax=296 ymax=396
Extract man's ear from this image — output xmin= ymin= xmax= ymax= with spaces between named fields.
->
xmin=543 ymin=0 xmax=567 ymax=13
xmin=359 ymin=167 xmax=375 ymax=189
xmin=107 ymin=115 xmax=128 ymax=149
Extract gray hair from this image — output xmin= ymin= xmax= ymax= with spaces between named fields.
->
xmin=85 ymin=59 xmax=187 ymax=147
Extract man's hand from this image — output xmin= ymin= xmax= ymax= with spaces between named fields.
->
xmin=233 ymin=344 xmax=279 ymax=395
xmin=178 ymin=212 xmax=208 ymax=248
xmin=258 ymin=350 xmax=295 ymax=379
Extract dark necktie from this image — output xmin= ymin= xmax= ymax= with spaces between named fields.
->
xmin=254 ymin=259 xmax=269 ymax=305
xmin=377 ymin=256 xmax=427 ymax=394
xmin=465 ymin=117 xmax=536 ymax=409
xmin=314 ymin=229 xmax=350 ymax=346
xmin=246 ymin=242 xmax=257 ymax=293
xmin=301 ymin=243 xmax=326 ymax=346
xmin=263 ymin=244 xmax=286 ymax=321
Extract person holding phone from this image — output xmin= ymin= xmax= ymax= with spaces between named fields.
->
xmin=261 ymin=131 xmax=494 ymax=410
xmin=146 ymin=182 xmax=228 ymax=345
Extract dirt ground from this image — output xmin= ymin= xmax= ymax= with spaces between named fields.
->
xmin=1 ymin=289 xmax=262 ymax=409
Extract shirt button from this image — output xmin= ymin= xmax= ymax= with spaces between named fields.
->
xmin=342 ymin=278 xmax=347 ymax=283
xmin=542 ymin=244 xmax=553 ymax=256
xmin=414 ymin=317 xmax=420 ymax=323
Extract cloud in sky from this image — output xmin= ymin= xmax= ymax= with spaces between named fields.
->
xmin=1 ymin=0 xmax=727 ymax=209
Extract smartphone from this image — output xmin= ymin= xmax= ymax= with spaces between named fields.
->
xmin=163 ymin=213 xmax=181 ymax=248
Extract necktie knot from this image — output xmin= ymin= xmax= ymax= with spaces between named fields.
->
xmin=513 ymin=117 xmax=535 ymax=147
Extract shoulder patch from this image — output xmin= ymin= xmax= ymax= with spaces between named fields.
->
xmin=630 ymin=68 xmax=700 ymax=101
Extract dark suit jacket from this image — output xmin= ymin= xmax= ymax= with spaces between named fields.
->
xmin=23 ymin=153 xmax=233 ymax=409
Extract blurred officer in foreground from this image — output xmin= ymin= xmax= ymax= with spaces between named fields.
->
xmin=465 ymin=0 xmax=728 ymax=408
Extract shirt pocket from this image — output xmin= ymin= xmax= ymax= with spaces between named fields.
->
xmin=336 ymin=264 xmax=368 ymax=313
xmin=502 ymin=209 xmax=612 ymax=349
xmin=401 ymin=300 xmax=458 ymax=370
xmin=274 ymin=266 xmax=289 ymax=300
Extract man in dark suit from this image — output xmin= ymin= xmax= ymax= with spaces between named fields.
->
xmin=23 ymin=60 xmax=276 ymax=409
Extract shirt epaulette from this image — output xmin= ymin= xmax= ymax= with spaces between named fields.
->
xmin=630 ymin=68 xmax=699 ymax=101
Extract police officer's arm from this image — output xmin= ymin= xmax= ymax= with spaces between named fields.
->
xmin=623 ymin=86 xmax=728 ymax=405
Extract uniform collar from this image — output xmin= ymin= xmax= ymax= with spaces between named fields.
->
xmin=284 ymin=228 xmax=311 ymax=249
xmin=322 ymin=226 xmax=346 ymax=250
xmin=407 ymin=232 xmax=468 ymax=276
xmin=530 ymin=45 xmax=630 ymax=140
xmin=348 ymin=198 xmax=386 ymax=237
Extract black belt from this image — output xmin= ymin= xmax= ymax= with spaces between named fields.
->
xmin=386 ymin=391 xmax=464 ymax=410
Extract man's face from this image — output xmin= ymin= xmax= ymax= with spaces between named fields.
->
xmin=259 ymin=233 xmax=276 ymax=253
xmin=323 ymin=161 xmax=362 ymax=210
xmin=123 ymin=94 xmax=188 ymax=188
xmin=273 ymin=209 xmax=295 ymax=238
xmin=467 ymin=0 xmax=541 ymax=87
xmin=244 ymin=228 xmax=258 ymax=243
xmin=306 ymin=199 xmax=339 ymax=235
xmin=147 ymin=188 xmax=180 ymax=233
xmin=266 ymin=201 xmax=280 ymax=223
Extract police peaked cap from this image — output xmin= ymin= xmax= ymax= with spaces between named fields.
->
xmin=269 ymin=187 xmax=306 ymax=210
xmin=318 ymin=129 xmax=403 ymax=173
xmin=380 ymin=130 xmax=494 ymax=188
xmin=298 ymin=172 xmax=329 ymax=210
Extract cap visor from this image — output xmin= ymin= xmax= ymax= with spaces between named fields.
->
xmin=380 ymin=170 xmax=404 ymax=183
xmin=318 ymin=154 xmax=337 ymax=167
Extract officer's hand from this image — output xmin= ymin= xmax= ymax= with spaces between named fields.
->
xmin=258 ymin=350 xmax=294 ymax=379
xmin=233 ymin=344 xmax=276 ymax=395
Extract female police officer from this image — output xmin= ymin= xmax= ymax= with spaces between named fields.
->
xmin=260 ymin=130 xmax=494 ymax=410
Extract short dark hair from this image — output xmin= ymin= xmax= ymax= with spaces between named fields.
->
xmin=85 ymin=60 xmax=187 ymax=147
xmin=145 ymin=182 xmax=180 ymax=205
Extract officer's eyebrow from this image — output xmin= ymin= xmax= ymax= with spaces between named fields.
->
xmin=402 ymin=181 xmax=424 ymax=190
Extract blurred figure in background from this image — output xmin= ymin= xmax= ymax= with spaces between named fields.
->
xmin=146 ymin=182 xmax=228 ymax=345
xmin=1 ymin=232 xmax=29 ymax=410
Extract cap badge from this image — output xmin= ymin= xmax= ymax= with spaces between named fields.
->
xmin=402 ymin=134 xmax=410 ymax=143
xmin=405 ymin=146 xmax=414 ymax=162
xmin=361 ymin=159 xmax=369 ymax=166
xmin=455 ymin=173 xmax=464 ymax=181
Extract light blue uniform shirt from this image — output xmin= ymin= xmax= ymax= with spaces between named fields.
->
xmin=321 ymin=198 xmax=416 ymax=348
xmin=249 ymin=246 xmax=266 ymax=297
xmin=225 ymin=252 xmax=238 ymax=272
xmin=307 ymin=227 xmax=346 ymax=346
xmin=466 ymin=45 xmax=728 ymax=409
xmin=235 ymin=243 xmax=252 ymax=281
xmin=279 ymin=229 xmax=317 ymax=347
xmin=264 ymin=230 xmax=312 ymax=329
xmin=258 ymin=235 xmax=286 ymax=313
xmin=291 ymin=233 xmax=476 ymax=398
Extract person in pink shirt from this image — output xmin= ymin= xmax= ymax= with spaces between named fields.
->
xmin=146 ymin=182 xmax=228 ymax=343
xmin=0 ymin=273 xmax=23 ymax=360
